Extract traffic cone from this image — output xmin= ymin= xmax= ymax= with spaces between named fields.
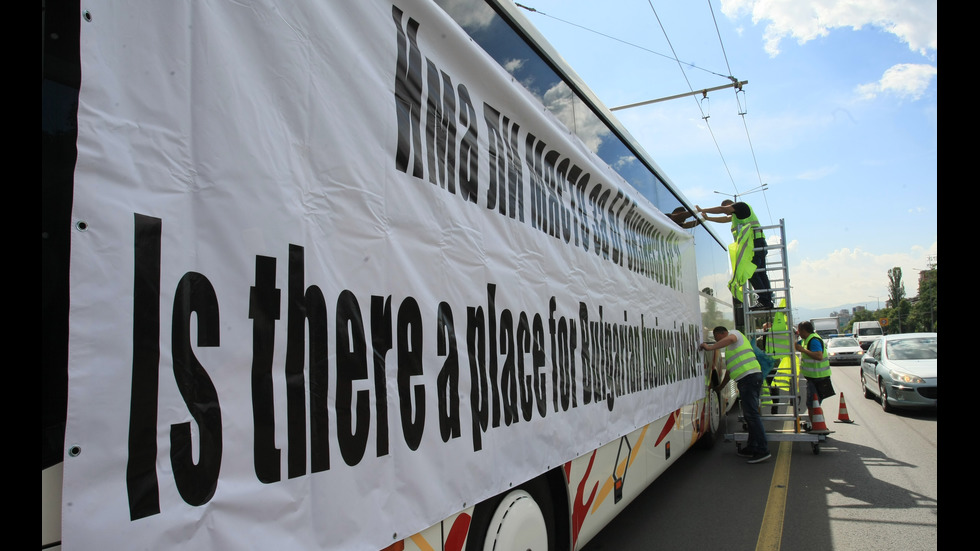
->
xmin=835 ymin=393 xmax=854 ymax=424
xmin=809 ymin=393 xmax=831 ymax=434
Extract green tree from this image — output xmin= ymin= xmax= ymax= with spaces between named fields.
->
xmin=883 ymin=299 xmax=913 ymax=334
xmin=887 ymin=267 xmax=905 ymax=308
xmin=701 ymin=287 xmax=732 ymax=332
xmin=844 ymin=308 xmax=876 ymax=333
xmin=909 ymin=261 xmax=937 ymax=332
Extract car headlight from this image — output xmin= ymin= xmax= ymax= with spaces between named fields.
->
xmin=889 ymin=369 xmax=924 ymax=384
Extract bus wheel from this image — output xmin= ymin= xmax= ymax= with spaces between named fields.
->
xmin=696 ymin=386 xmax=721 ymax=449
xmin=466 ymin=472 xmax=564 ymax=551
xmin=477 ymin=490 xmax=548 ymax=551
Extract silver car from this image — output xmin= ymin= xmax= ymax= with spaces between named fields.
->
xmin=860 ymin=333 xmax=937 ymax=412
xmin=826 ymin=336 xmax=864 ymax=366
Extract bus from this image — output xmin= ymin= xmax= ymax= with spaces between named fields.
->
xmin=41 ymin=1 xmax=739 ymax=549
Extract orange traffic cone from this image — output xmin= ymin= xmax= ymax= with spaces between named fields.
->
xmin=835 ymin=393 xmax=854 ymax=424
xmin=809 ymin=393 xmax=831 ymax=434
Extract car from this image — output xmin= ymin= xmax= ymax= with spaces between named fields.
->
xmin=852 ymin=321 xmax=884 ymax=350
xmin=860 ymin=333 xmax=937 ymax=412
xmin=826 ymin=336 xmax=864 ymax=366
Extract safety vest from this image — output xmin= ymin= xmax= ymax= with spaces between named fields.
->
xmin=760 ymin=382 xmax=773 ymax=408
xmin=724 ymin=330 xmax=762 ymax=381
xmin=770 ymin=356 xmax=793 ymax=392
xmin=730 ymin=203 xmax=765 ymax=241
xmin=727 ymin=224 xmax=757 ymax=300
xmin=800 ymin=333 xmax=832 ymax=379
xmin=765 ymin=299 xmax=793 ymax=358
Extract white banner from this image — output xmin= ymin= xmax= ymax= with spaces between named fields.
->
xmin=63 ymin=1 xmax=703 ymax=549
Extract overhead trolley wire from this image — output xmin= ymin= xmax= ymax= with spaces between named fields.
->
xmin=515 ymin=3 xmax=733 ymax=81
xmin=704 ymin=0 xmax=773 ymax=225
xmin=517 ymin=2 xmax=773 ymax=226
xmin=642 ymin=0 xmax=741 ymax=201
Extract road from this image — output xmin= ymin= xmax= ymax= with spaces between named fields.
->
xmin=579 ymin=364 xmax=937 ymax=551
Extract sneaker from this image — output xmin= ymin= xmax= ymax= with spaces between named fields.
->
xmin=750 ymin=303 xmax=774 ymax=312
xmin=736 ymin=447 xmax=757 ymax=458
xmin=747 ymin=451 xmax=772 ymax=464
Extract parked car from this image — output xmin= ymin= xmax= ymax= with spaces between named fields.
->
xmin=860 ymin=333 xmax=937 ymax=412
xmin=826 ymin=336 xmax=864 ymax=366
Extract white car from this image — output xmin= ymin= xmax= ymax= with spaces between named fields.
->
xmin=826 ymin=336 xmax=864 ymax=366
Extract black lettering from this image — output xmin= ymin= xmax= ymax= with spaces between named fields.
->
xmin=336 ymin=290 xmax=370 ymax=466
xmin=467 ymin=306 xmax=489 ymax=451
xmin=127 ymin=214 xmax=162 ymax=520
xmin=397 ymin=298 xmax=425 ymax=450
xmin=499 ymin=309 xmax=518 ymax=425
xmin=285 ymin=245 xmax=308 ymax=479
xmin=170 ymin=272 xmax=222 ymax=507
xmin=392 ymin=6 xmax=424 ymax=178
xmin=372 ymin=296 xmax=393 ymax=457
xmin=457 ymin=84 xmax=478 ymax=203
xmin=516 ymin=313 xmax=535 ymax=421
xmin=436 ymin=302 xmax=461 ymax=442
xmin=249 ymin=255 xmax=281 ymax=484
xmin=425 ymin=61 xmax=457 ymax=193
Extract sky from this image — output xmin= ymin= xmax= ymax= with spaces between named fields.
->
xmin=514 ymin=0 xmax=937 ymax=314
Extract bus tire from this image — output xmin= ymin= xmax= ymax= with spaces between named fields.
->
xmin=466 ymin=472 xmax=566 ymax=551
xmin=695 ymin=386 xmax=722 ymax=450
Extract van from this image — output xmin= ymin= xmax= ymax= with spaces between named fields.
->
xmin=852 ymin=321 xmax=884 ymax=350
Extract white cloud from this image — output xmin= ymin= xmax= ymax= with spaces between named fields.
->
xmin=503 ymin=58 xmax=525 ymax=73
xmin=721 ymin=0 xmax=937 ymax=57
xmin=856 ymin=63 xmax=937 ymax=101
xmin=788 ymin=242 xmax=937 ymax=309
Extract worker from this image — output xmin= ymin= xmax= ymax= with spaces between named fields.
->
xmin=668 ymin=206 xmax=702 ymax=229
xmin=795 ymin=321 xmax=835 ymax=432
xmin=763 ymin=300 xmax=794 ymax=414
xmin=700 ymin=326 xmax=771 ymax=463
xmin=697 ymin=200 xmax=773 ymax=310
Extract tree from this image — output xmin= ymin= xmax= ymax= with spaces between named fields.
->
xmin=909 ymin=261 xmax=937 ymax=332
xmin=700 ymin=286 xmax=732 ymax=332
xmin=844 ymin=308 xmax=876 ymax=333
xmin=887 ymin=267 xmax=905 ymax=309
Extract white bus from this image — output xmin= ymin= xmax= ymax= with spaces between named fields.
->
xmin=41 ymin=1 xmax=739 ymax=549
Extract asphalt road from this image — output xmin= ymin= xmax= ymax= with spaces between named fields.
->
xmin=579 ymin=364 xmax=937 ymax=551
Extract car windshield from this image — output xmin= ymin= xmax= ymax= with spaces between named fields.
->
xmin=857 ymin=327 xmax=883 ymax=336
xmin=829 ymin=338 xmax=859 ymax=347
xmin=885 ymin=337 xmax=937 ymax=360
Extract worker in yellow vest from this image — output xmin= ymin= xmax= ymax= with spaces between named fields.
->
xmin=698 ymin=200 xmax=773 ymax=310
xmin=795 ymin=321 xmax=836 ymax=430
xmin=762 ymin=300 xmax=793 ymax=413
xmin=701 ymin=326 xmax=771 ymax=463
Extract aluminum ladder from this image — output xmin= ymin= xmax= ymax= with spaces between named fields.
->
xmin=726 ymin=218 xmax=827 ymax=454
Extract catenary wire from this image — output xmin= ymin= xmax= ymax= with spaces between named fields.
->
xmin=517 ymin=2 xmax=773 ymax=226
xmin=706 ymin=0 xmax=773 ymax=225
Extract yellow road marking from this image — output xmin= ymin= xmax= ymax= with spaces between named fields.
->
xmin=756 ymin=430 xmax=793 ymax=551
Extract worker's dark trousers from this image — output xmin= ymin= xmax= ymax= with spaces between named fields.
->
xmin=737 ymin=372 xmax=769 ymax=453
xmin=750 ymin=237 xmax=773 ymax=307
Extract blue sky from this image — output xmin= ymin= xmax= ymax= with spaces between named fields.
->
xmin=515 ymin=0 xmax=937 ymax=313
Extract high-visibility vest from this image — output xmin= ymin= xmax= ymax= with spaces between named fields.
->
xmin=800 ymin=333 xmax=832 ymax=378
xmin=770 ymin=356 xmax=793 ymax=393
xmin=760 ymin=382 xmax=773 ymax=408
xmin=765 ymin=299 xmax=793 ymax=358
xmin=730 ymin=203 xmax=765 ymax=241
xmin=728 ymin=224 xmax=757 ymax=300
xmin=725 ymin=330 xmax=762 ymax=381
